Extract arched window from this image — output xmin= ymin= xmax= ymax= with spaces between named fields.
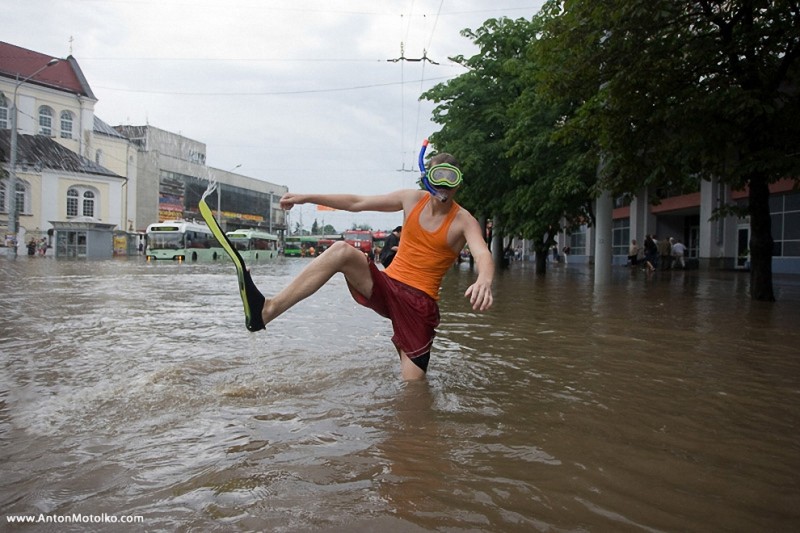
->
xmin=1 ymin=179 xmax=30 ymax=214
xmin=39 ymin=106 xmax=54 ymax=136
xmin=60 ymin=110 xmax=74 ymax=139
xmin=66 ymin=186 xmax=98 ymax=218
xmin=66 ymin=188 xmax=79 ymax=217
xmin=82 ymin=190 xmax=95 ymax=217
xmin=0 ymin=95 xmax=8 ymax=130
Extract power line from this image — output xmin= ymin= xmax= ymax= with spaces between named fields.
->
xmin=414 ymin=0 xmax=446 ymax=149
xmin=80 ymin=56 xmax=386 ymax=63
xmin=92 ymin=76 xmax=454 ymax=96
xmin=391 ymin=0 xmax=449 ymax=175
xmin=386 ymin=49 xmax=440 ymax=64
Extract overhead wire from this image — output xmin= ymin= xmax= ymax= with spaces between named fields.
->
xmin=91 ymin=76 xmax=453 ymax=96
xmin=393 ymin=0 xmax=447 ymax=177
xmin=399 ymin=1 xmax=416 ymax=175
xmin=399 ymin=10 xmax=408 ymax=173
xmin=414 ymin=0 xmax=445 ymax=154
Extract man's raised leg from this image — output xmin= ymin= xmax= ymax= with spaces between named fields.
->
xmin=261 ymin=241 xmax=373 ymax=326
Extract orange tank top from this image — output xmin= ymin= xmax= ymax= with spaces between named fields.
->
xmin=385 ymin=195 xmax=460 ymax=300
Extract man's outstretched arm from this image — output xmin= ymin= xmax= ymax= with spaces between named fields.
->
xmin=280 ymin=190 xmax=414 ymax=213
xmin=462 ymin=216 xmax=494 ymax=311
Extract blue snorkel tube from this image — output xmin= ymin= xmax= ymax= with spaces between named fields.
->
xmin=418 ymin=139 xmax=447 ymax=202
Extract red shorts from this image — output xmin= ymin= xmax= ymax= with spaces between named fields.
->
xmin=348 ymin=261 xmax=440 ymax=358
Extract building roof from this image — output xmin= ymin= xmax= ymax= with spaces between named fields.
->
xmin=0 ymin=130 xmax=122 ymax=179
xmin=0 ymin=41 xmax=96 ymax=100
xmin=94 ymin=116 xmax=128 ymax=139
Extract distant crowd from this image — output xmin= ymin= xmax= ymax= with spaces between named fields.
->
xmin=628 ymin=235 xmax=687 ymax=272
xmin=26 ymin=237 xmax=49 ymax=256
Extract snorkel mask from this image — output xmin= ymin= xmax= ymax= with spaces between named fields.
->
xmin=418 ymin=139 xmax=463 ymax=202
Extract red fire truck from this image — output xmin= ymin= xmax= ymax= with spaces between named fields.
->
xmin=343 ymin=230 xmax=374 ymax=258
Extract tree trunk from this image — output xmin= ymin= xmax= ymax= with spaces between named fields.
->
xmin=748 ymin=176 xmax=775 ymax=301
xmin=534 ymin=245 xmax=548 ymax=275
xmin=491 ymin=214 xmax=505 ymax=269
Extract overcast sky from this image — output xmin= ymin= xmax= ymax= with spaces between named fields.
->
xmin=6 ymin=0 xmax=544 ymax=231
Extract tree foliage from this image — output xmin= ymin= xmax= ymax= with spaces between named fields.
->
xmin=422 ymin=17 xmax=595 ymax=273
xmin=534 ymin=0 xmax=800 ymax=300
xmin=423 ymin=18 xmax=530 ymax=225
xmin=421 ymin=1 xmax=798 ymax=295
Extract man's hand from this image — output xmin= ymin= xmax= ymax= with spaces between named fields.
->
xmin=279 ymin=193 xmax=305 ymax=210
xmin=465 ymin=279 xmax=493 ymax=311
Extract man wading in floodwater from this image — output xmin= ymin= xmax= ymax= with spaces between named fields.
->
xmin=211 ymin=148 xmax=494 ymax=380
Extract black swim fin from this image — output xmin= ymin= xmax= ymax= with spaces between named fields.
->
xmin=199 ymin=197 xmax=266 ymax=332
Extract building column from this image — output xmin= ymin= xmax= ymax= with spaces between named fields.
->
xmin=629 ymin=187 xmax=655 ymax=243
xmin=699 ymin=177 xmax=737 ymax=269
xmin=594 ymin=190 xmax=613 ymax=284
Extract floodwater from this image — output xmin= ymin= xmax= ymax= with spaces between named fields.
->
xmin=1 ymin=256 xmax=799 ymax=533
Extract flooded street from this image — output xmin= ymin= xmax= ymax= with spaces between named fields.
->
xmin=1 ymin=256 xmax=799 ymax=532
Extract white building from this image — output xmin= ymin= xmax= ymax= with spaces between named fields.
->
xmin=2 ymin=41 xmax=287 ymax=257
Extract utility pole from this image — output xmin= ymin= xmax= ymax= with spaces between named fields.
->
xmin=217 ymin=164 xmax=241 ymax=224
xmin=7 ymin=58 xmax=59 ymax=256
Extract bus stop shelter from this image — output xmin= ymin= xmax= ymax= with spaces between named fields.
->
xmin=50 ymin=218 xmax=117 ymax=259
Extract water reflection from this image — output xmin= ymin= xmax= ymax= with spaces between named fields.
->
xmin=1 ymin=257 xmax=799 ymax=531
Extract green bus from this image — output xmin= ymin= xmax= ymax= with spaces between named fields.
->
xmin=283 ymin=235 xmax=340 ymax=257
xmin=283 ymin=236 xmax=304 ymax=257
xmin=146 ymin=220 xmax=223 ymax=261
xmin=226 ymin=229 xmax=279 ymax=261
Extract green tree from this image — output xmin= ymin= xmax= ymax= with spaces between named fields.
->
xmin=504 ymin=17 xmax=596 ymax=273
xmin=350 ymin=223 xmax=372 ymax=231
xmin=423 ymin=16 xmax=595 ymax=273
xmin=535 ymin=0 xmax=800 ymax=300
xmin=423 ymin=18 xmax=538 ymax=269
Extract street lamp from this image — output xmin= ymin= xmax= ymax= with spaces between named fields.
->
xmin=268 ymin=191 xmax=273 ymax=234
xmin=7 ymin=58 xmax=59 ymax=256
xmin=218 ymin=163 xmax=241 ymax=223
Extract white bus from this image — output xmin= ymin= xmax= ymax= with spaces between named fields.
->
xmin=145 ymin=220 xmax=223 ymax=261
xmin=225 ymin=229 xmax=279 ymax=261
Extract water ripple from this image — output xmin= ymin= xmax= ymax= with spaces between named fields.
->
xmin=1 ymin=258 xmax=799 ymax=531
